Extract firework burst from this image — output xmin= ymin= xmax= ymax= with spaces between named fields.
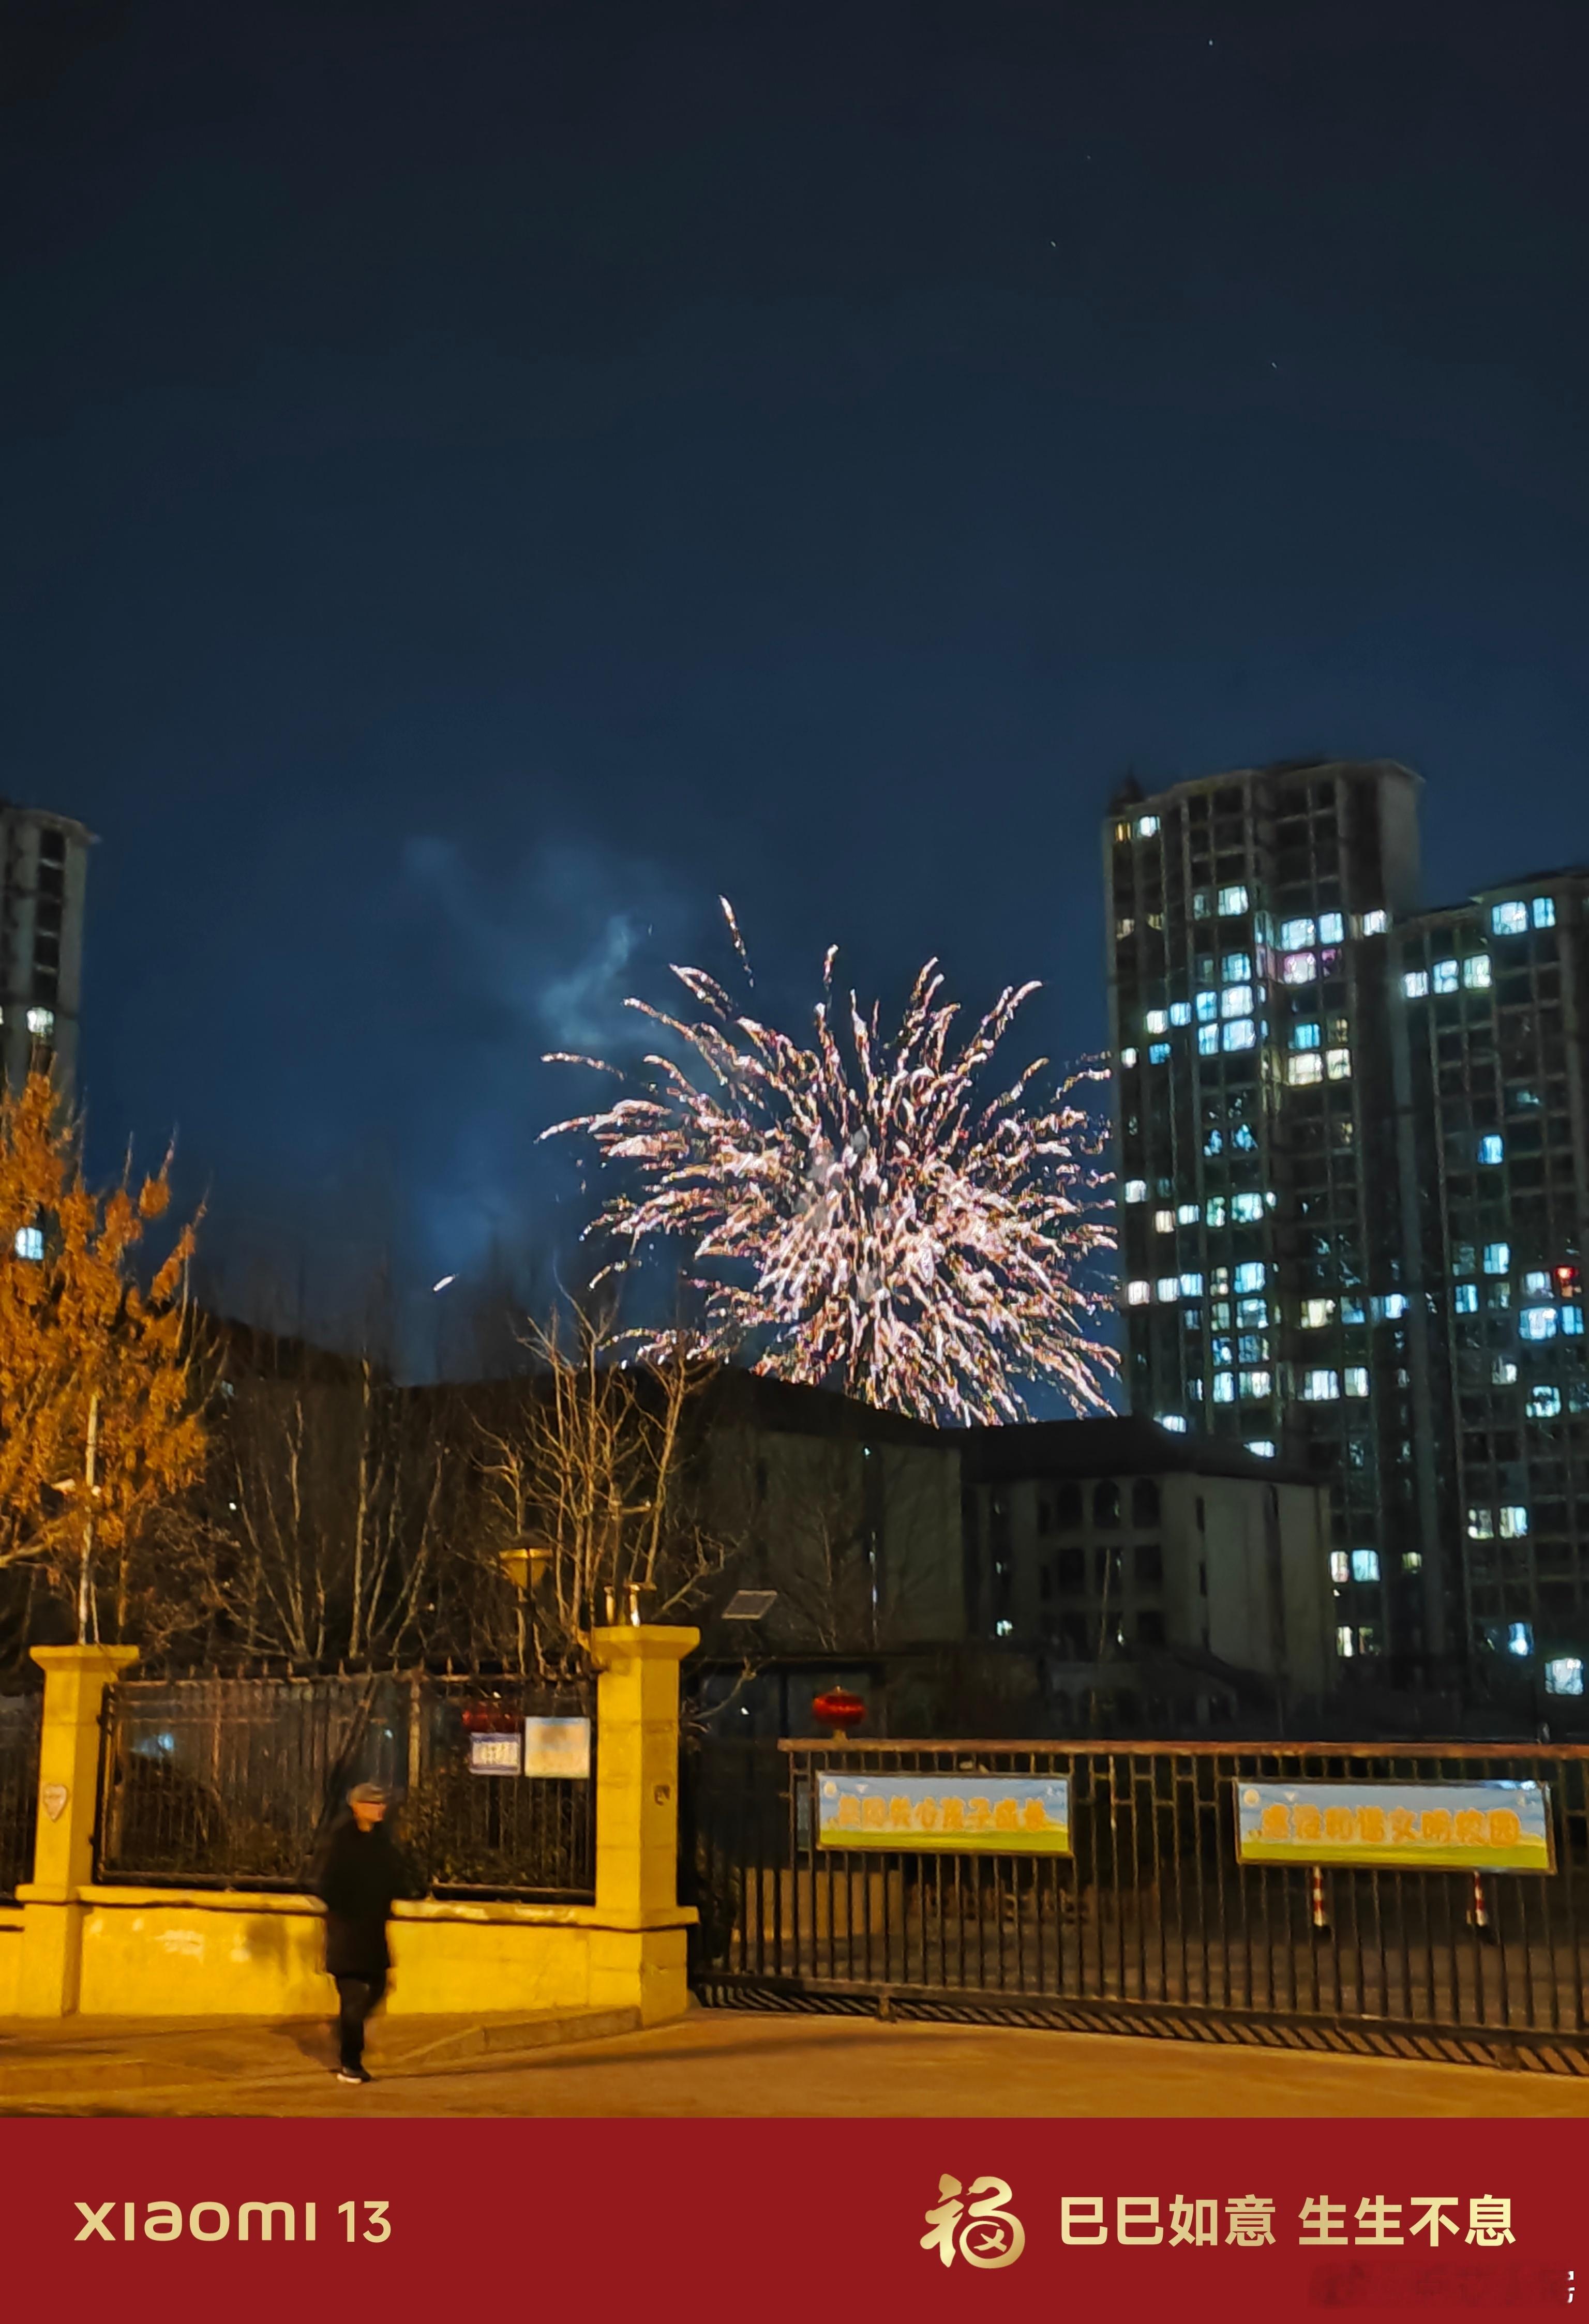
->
xmin=541 ymin=903 xmax=1117 ymax=1424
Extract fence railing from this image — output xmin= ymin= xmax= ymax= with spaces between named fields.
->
xmin=95 ymin=1673 xmax=596 ymax=1902
xmin=685 ymin=1738 xmax=1589 ymax=2071
xmin=0 ymin=1691 xmax=42 ymax=1903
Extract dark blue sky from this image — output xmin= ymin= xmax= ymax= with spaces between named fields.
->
xmin=6 ymin=0 xmax=1587 ymax=1363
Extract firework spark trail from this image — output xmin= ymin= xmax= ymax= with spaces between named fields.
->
xmin=541 ymin=901 xmax=1117 ymax=1425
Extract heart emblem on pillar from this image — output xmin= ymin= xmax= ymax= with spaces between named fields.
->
xmin=41 ymin=1783 xmax=69 ymax=1822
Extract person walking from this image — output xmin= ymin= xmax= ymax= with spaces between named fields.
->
xmin=313 ymin=1780 xmax=421 ymax=2085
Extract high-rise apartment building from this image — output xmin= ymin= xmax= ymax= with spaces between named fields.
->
xmin=1104 ymin=760 xmax=1589 ymax=1707
xmin=0 ymin=805 xmax=92 ymax=1095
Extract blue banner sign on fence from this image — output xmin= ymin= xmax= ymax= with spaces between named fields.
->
xmin=468 ymin=1732 xmax=523 ymax=1776
xmin=1234 ymin=1778 xmax=1553 ymax=1873
xmin=817 ymin=1772 xmax=1070 ymax=1853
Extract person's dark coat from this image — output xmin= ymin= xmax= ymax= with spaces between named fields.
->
xmin=313 ymin=1819 xmax=421 ymax=1979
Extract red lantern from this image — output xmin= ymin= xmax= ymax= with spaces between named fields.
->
xmin=813 ymin=1687 xmax=866 ymax=1741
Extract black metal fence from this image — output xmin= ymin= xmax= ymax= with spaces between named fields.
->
xmin=95 ymin=1673 xmax=596 ymax=1902
xmin=684 ymin=1738 xmax=1589 ymax=2073
xmin=0 ymin=1691 xmax=42 ymax=1903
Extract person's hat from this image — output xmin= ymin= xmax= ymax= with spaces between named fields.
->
xmin=348 ymin=1781 xmax=389 ymax=1806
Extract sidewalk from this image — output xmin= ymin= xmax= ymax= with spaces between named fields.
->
xmin=6 ymin=2002 xmax=1589 ymax=2115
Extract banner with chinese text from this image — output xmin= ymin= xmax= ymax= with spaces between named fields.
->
xmin=817 ymin=1771 xmax=1070 ymax=1852
xmin=1233 ymin=1777 xmax=1552 ymax=1871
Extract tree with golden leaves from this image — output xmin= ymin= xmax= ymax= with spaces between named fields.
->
xmin=0 ymin=1068 xmax=207 ymax=1640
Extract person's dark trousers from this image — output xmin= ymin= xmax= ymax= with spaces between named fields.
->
xmin=335 ymin=1972 xmax=387 ymax=2072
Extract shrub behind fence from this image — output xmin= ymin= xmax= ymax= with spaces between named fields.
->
xmin=96 ymin=1673 xmax=596 ymax=1902
xmin=0 ymin=1691 xmax=41 ymax=1903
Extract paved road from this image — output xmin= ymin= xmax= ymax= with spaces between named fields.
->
xmin=7 ymin=2005 xmax=1589 ymax=2116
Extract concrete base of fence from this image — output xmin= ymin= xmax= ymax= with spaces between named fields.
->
xmin=5 ymin=1631 xmax=699 ymax=2027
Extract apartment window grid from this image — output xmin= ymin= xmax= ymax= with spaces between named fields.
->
xmin=1035 ymin=1475 xmax=1171 ymax=1658
xmin=1111 ymin=767 xmax=1412 ymax=1657
xmin=1400 ymin=887 xmax=1589 ymax=1666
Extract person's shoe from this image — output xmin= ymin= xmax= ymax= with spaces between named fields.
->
xmin=335 ymin=2068 xmax=370 ymax=2085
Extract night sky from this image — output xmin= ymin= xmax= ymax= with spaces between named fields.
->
xmin=6 ymin=1 xmax=1587 ymax=1368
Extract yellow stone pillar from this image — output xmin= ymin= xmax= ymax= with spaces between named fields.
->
xmin=14 ymin=1642 xmax=139 ymax=2015
xmin=588 ymin=1624 xmax=697 ymax=2025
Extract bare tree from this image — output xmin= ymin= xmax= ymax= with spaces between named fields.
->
xmin=470 ymin=1304 xmax=731 ymax=1683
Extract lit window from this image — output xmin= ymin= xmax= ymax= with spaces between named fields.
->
xmin=1403 ymin=970 xmax=1429 ymax=998
xmin=1492 ymin=1356 xmax=1518 ymax=1385
xmin=1329 ymin=1551 xmax=1350 ymax=1584
xmin=1478 ymin=1135 xmax=1503 ymax=1166
xmin=1336 ymin=1626 xmax=1355 ymax=1659
xmin=1291 ymin=1022 xmax=1321 ymax=1051
xmin=1231 ymin=1193 xmax=1264 ymax=1224
xmin=1136 ymin=814 xmax=1160 ymax=838
xmin=1351 ymin=1549 xmax=1380 ymax=1582
xmin=1127 ymin=1281 xmax=1152 ymax=1305
xmin=1375 ymin=1292 xmax=1408 ymax=1321
xmin=1527 ymin=1384 xmax=1562 ymax=1418
xmin=1196 ymin=1025 xmax=1218 ymax=1055
xmin=1179 ymin=1272 xmax=1204 ymax=1299
xmin=1281 ymin=952 xmax=1317 ymax=985
xmin=1192 ymin=890 xmax=1211 ymax=918
xmin=1491 ymin=900 xmax=1527 ymax=936
xmin=1120 ymin=1047 xmax=1138 ymax=1068
xmin=25 ymin=1007 xmax=53 ymax=1038
xmin=1234 ymin=1262 xmax=1266 ymax=1293
xmin=1221 ymin=952 xmax=1252 ymax=983
xmin=1499 ymin=1505 xmax=1530 ymax=1538
xmin=1115 ymin=917 xmax=1135 ymax=940
xmin=1233 ymin=1123 xmax=1257 ymax=1151
xmin=1217 ymin=885 xmax=1249 ymax=915
xmin=1239 ymin=1368 xmax=1271 ymax=1399
xmin=12 ymin=1226 xmax=42 ymax=1263
xmin=1279 ymin=917 xmax=1316 ymax=949
xmin=1533 ymin=895 xmax=1556 ymax=929
xmin=1325 ymin=1048 xmax=1352 ymax=1080
xmin=1194 ymin=990 xmax=1219 ymax=1022
xmin=1563 ymin=1307 xmax=1585 ymax=1337
xmin=1122 ymin=1180 xmax=1147 ymax=1204
xmin=1156 ymin=1277 xmax=1180 ymax=1303
xmin=1158 ymin=1413 xmax=1187 ymax=1433
xmin=1220 ymin=984 xmax=1253 ymax=1020
xmin=1453 ymin=1284 xmax=1478 ymax=1314
xmin=1466 ymin=1507 xmax=1494 ymax=1540
xmin=1318 ymin=912 xmax=1345 ymax=944
xmin=1154 ymin=1209 xmax=1175 ymax=1233
xmin=1402 ymin=1551 xmax=1422 ymax=1573
xmin=1204 ymin=1130 xmax=1223 ymax=1157
xmin=1546 ymin=1657 xmax=1585 ymax=1697
xmin=1212 ymin=1371 xmax=1235 ymax=1404
xmin=1525 ymin=1271 xmax=1550 ymax=1296
xmin=1431 ymin=959 xmax=1459 ymax=993
xmin=1508 ymin=1622 xmax=1533 ymax=1658
xmin=1520 ymin=1306 xmax=1558 ymax=1340
xmin=1245 ymin=1438 xmax=1276 ymax=1458
xmin=1344 ymin=1367 xmax=1370 ymax=1398
xmin=1462 ymin=955 xmax=1491 ymax=989
xmin=1205 ymin=1196 xmax=1227 ymax=1227
xmin=1300 ymin=1297 xmax=1335 ymax=1328
xmin=1222 ymin=1020 xmax=1256 ymax=1052
xmin=1302 ymin=1369 xmax=1340 ymax=1401
xmin=1149 ymin=1043 xmax=1171 ymax=1064
xmin=1177 ymin=1202 xmax=1200 ymax=1225
xmin=1361 ymin=909 xmax=1388 ymax=936
xmin=1168 ymin=1000 xmax=1192 ymax=1026
xmin=1286 ymin=1053 xmax=1323 ymax=1086
xmin=1482 ymin=1241 xmax=1510 ymax=1274
xmin=1114 ymin=820 xmax=1131 ymax=843
xmin=1145 ymin=1009 xmax=1168 ymax=1035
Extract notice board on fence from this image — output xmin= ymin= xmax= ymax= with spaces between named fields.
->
xmin=817 ymin=1772 xmax=1070 ymax=1853
xmin=1233 ymin=1778 xmax=1552 ymax=1873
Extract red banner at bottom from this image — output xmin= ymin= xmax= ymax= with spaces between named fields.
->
xmin=0 ymin=2116 xmax=1580 ymax=2316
